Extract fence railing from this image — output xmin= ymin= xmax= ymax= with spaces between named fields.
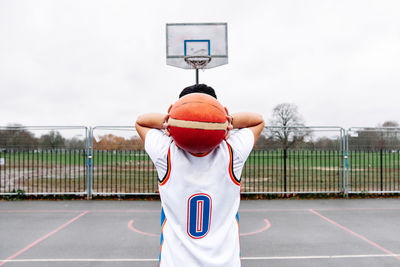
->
xmin=346 ymin=127 xmax=400 ymax=194
xmin=242 ymin=149 xmax=343 ymax=194
xmin=0 ymin=148 xmax=87 ymax=195
xmin=0 ymin=126 xmax=89 ymax=196
xmin=242 ymin=126 xmax=346 ymax=195
xmin=1 ymin=126 xmax=400 ymax=197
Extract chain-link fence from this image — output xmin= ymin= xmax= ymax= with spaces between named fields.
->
xmin=1 ymin=125 xmax=399 ymax=197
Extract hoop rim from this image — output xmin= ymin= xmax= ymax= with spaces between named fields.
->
xmin=184 ymin=55 xmax=212 ymax=61
xmin=184 ymin=56 xmax=212 ymax=69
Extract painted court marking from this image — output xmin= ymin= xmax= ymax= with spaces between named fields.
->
xmin=1 ymin=204 xmax=399 ymax=265
xmin=128 ymin=218 xmax=271 ymax=237
xmin=240 ymin=207 xmax=400 ymax=213
xmin=0 ymin=209 xmax=160 ymax=213
xmin=0 ymin=211 xmax=89 ymax=266
xmin=1 ymin=254 xmax=400 ymax=263
xmin=309 ymin=209 xmax=400 ymax=261
xmin=128 ymin=220 xmax=159 ymax=237
xmin=1 ymin=206 xmax=399 ymax=214
xmin=242 ymin=254 xmax=400 ymax=260
xmin=240 ymin=219 xmax=271 ymax=236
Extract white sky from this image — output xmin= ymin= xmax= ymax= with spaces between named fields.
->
xmin=1 ymin=0 xmax=399 ymax=129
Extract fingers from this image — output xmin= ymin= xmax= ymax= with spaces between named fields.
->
xmin=225 ymin=113 xmax=233 ymax=140
xmin=167 ymin=104 xmax=173 ymax=113
xmin=224 ymin=107 xmax=229 ymax=116
xmin=164 ymin=114 xmax=170 ymax=123
xmin=163 ymin=114 xmax=171 ymax=136
xmin=224 ymin=132 xmax=230 ymax=140
xmin=226 ymin=114 xmax=234 ymax=130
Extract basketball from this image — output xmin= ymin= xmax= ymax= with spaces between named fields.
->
xmin=167 ymin=93 xmax=229 ymax=154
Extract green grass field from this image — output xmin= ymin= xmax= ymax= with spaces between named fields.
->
xmin=1 ymin=149 xmax=399 ymax=194
xmin=2 ymin=149 xmax=399 ymax=168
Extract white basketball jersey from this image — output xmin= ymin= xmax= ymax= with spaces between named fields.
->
xmin=145 ymin=129 xmax=254 ymax=267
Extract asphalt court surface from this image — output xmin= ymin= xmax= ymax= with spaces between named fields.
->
xmin=0 ymin=198 xmax=399 ymax=266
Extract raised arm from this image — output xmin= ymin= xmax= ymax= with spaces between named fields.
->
xmin=230 ymin=112 xmax=265 ymax=145
xmin=135 ymin=113 xmax=166 ymax=142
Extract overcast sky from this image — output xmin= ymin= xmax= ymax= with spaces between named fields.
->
xmin=1 ymin=0 xmax=399 ymax=130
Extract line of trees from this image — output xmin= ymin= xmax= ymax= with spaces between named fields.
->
xmin=93 ymin=134 xmax=143 ymax=151
xmin=255 ymin=103 xmax=400 ymax=150
xmin=348 ymin=121 xmax=400 ymax=150
xmin=0 ymin=126 xmax=86 ymax=150
xmin=0 ymin=126 xmax=144 ymax=151
xmin=2 ymin=105 xmax=399 ymax=151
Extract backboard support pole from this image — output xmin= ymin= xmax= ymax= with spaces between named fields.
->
xmin=196 ymin=69 xmax=199 ymax=84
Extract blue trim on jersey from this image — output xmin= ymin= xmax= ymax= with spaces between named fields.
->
xmin=236 ymin=212 xmax=241 ymax=258
xmin=159 ymin=208 xmax=166 ymax=265
xmin=160 ymin=209 xmax=165 ymax=246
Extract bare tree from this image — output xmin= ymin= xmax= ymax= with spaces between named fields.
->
xmin=381 ymin=121 xmax=399 ymax=127
xmin=380 ymin=121 xmax=400 ymax=149
xmin=39 ymin=131 xmax=66 ymax=149
xmin=0 ymin=124 xmax=38 ymax=149
xmin=65 ymin=137 xmax=86 ymax=150
xmin=349 ymin=121 xmax=400 ymax=150
xmin=268 ymin=103 xmax=309 ymax=149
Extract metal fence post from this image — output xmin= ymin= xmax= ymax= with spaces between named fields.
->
xmin=90 ymin=129 xmax=94 ymax=198
xmin=283 ymin=149 xmax=287 ymax=192
xmin=380 ymin=148 xmax=383 ymax=193
xmin=343 ymin=128 xmax=349 ymax=197
xmin=86 ymin=127 xmax=93 ymax=199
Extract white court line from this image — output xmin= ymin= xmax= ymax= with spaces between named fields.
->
xmin=1 ymin=207 xmax=399 ymax=213
xmin=2 ymin=254 xmax=400 ymax=262
xmin=0 ymin=259 xmax=157 ymax=262
xmin=242 ymin=254 xmax=400 ymax=260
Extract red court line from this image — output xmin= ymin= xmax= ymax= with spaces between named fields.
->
xmin=240 ymin=207 xmax=400 ymax=212
xmin=309 ymin=209 xmax=400 ymax=261
xmin=240 ymin=219 xmax=271 ymax=236
xmin=128 ymin=218 xmax=271 ymax=237
xmin=84 ymin=209 xmax=159 ymax=213
xmin=0 ymin=210 xmax=86 ymax=213
xmin=0 ymin=211 xmax=89 ymax=266
xmin=128 ymin=220 xmax=159 ymax=237
xmin=0 ymin=209 xmax=159 ymax=213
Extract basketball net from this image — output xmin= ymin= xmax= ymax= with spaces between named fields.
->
xmin=184 ymin=56 xmax=212 ymax=70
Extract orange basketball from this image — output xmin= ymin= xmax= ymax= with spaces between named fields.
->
xmin=167 ymin=93 xmax=229 ymax=154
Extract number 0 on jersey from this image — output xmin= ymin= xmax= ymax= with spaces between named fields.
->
xmin=187 ymin=194 xmax=212 ymax=239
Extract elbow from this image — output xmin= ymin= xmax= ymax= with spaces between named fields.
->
xmin=135 ymin=115 xmax=145 ymax=127
xmin=258 ymin=114 xmax=265 ymax=127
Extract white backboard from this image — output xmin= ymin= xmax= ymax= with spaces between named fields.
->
xmin=166 ymin=23 xmax=228 ymax=69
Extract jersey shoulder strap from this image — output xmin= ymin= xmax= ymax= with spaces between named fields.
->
xmin=226 ymin=142 xmax=241 ymax=186
xmin=158 ymin=146 xmax=171 ymax=186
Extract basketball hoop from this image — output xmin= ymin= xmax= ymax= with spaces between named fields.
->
xmin=184 ymin=56 xmax=212 ymax=70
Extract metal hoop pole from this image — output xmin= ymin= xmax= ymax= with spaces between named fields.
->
xmin=196 ymin=69 xmax=199 ymax=84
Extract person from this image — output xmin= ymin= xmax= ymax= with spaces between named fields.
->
xmin=135 ymin=84 xmax=264 ymax=267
